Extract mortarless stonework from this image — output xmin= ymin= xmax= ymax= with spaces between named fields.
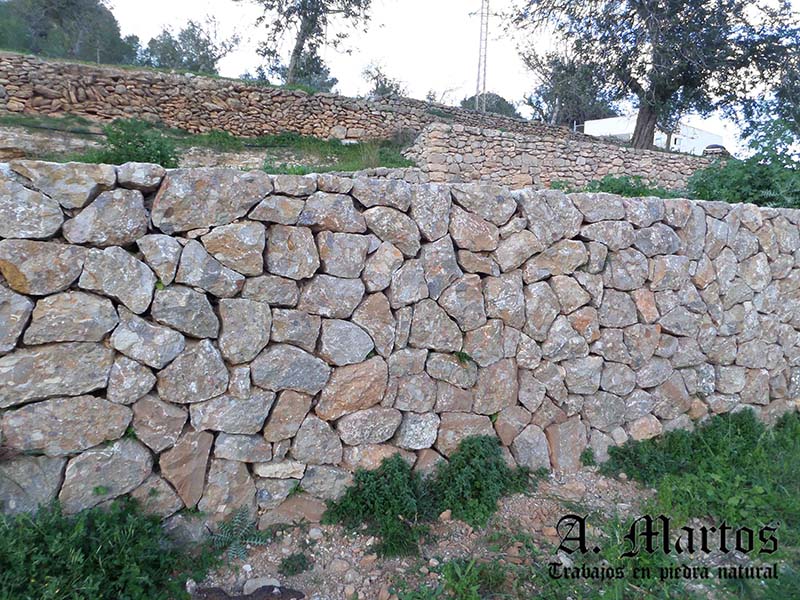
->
xmin=0 ymin=160 xmax=798 ymax=531
xmin=0 ymin=52 xmax=710 ymax=191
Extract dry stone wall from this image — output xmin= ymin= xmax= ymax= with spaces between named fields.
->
xmin=408 ymin=123 xmax=713 ymax=190
xmin=1 ymin=52 xmax=710 ymax=190
xmin=1 ymin=161 xmax=798 ymax=530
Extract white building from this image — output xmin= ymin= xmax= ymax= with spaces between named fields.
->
xmin=583 ymin=115 xmax=724 ymax=156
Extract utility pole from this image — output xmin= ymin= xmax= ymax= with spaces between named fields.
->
xmin=475 ymin=0 xmax=489 ymax=112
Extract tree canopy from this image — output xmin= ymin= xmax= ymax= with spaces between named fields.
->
xmin=0 ymin=0 xmax=139 ymax=64
xmin=512 ymin=0 xmax=799 ymax=148
xmin=139 ymin=19 xmax=239 ymax=75
xmin=240 ymin=0 xmax=372 ymax=85
xmin=362 ymin=64 xmax=406 ymax=99
xmin=270 ymin=49 xmax=338 ymax=92
xmin=522 ymin=51 xmax=617 ymax=127
xmin=460 ymin=92 xmax=521 ymax=119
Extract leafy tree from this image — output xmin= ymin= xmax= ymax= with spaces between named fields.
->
xmin=0 ymin=0 xmax=139 ymax=64
xmin=512 ymin=0 xmax=799 ymax=148
xmin=522 ymin=51 xmax=617 ymax=127
xmin=460 ymin=92 xmax=521 ymax=118
xmin=362 ymin=64 xmax=406 ymax=99
xmin=241 ymin=0 xmax=372 ymax=85
xmin=140 ymin=18 xmax=239 ymax=75
xmin=270 ymin=49 xmax=338 ymax=92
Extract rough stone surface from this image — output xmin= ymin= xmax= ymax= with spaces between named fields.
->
xmin=201 ymin=221 xmax=266 ymax=276
xmin=156 ymin=340 xmax=229 ymax=404
xmin=0 ymin=239 xmax=85 ymax=295
xmin=151 ymin=168 xmax=271 ymax=233
xmin=190 ymin=389 xmax=275 ymax=434
xmin=63 ymin=188 xmax=148 ymax=247
xmin=11 ymin=159 xmax=115 ymax=209
xmin=297 ymin=275 xmax=365 ymax=318
xmin=80 ymin=246 xmax=156 ymax=313
xmin=110 ymin=307 xmax=185 ymax=369
xmin=132 ymin=395 xmax=187 ymax=453
xmin=0 ymin=455 xmax=66 ymax=515
xmin=59 ymin=439 xmax=152 ymax=513
xmin=159 ymin=430 xmax=214 ymax=508
xmin=151 ymin=285 xmax=219 ymax=338
xmin=336 ymin=407 xmax=402 ymax=445
xmin=319 ymin=319 xmax=374 ymax=366
xmin=251 ymin=344 xmax=331 ymax=394
xmin=0 ymin=178 xmax=63 ymax=239
xmin=270 ymin=309 xmax=321 ymax=352
xmin=218 ymin=298 xmax=272 ymax=364
xmin=175 ymin=240 xmax=244 ymax=297
xmin=23 ymin=291 xmax=117 ymax=344
xmin=316 ymin=357 xmax=388 ymax=420
xmin=363 ymin=206 xmax=421 ymax=256
xmin=137 ymin=234 xmax=182 ymax=285
xmin=2 ymin=395 xmax=131 ymax=455
xmin=0 ymin=342 xmax=114 ymax=408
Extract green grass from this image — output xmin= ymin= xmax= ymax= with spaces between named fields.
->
xmin=0 ymin=499 xmax=217 ymax=600
xmin=323 ymin=436 xmax=533 ymax=556
xmin=552 ymin=174 xmax=682 ymax=198
xmin=0 ymin=112 xmax=98 ymax=135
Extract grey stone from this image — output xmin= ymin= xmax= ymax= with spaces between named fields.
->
xmin=634 ymin=224 xmax=681 ymax=256
xmin=201 ymin=221 xmax=266 ymax=276
xmin=263 ymin=390 xmax=312 ymax=442
xmin=524 ymin=282 xmax=560 ymax=340
xmin=580 ymin=221 xmax=635 ymax=250
xmin=388 ymin=259 xmax=428 ymax=308
xmin=175 ymin=240 xmax=244 ymax=297
xmin=59 ymin=439 xmax=152 ymax=514
xmin=410 ymin=183 xmax=451 ymax=241
xmin=337 ymin=407 xmax=403 ymax=445
xmin=569 ymin=192 xmax=626 ymax=222
xmin=582 ymin=391 xmax=626 ymax=432
xmin=218 ymin=298 xmax=272 ymax=364
xmin=473 ymin=359 xmax=518 ymax=415
xmin=364 ymin=242 xmax=404 ymax=292
xmin=63 ymin=188 xmax=147 ymax=247
xmin=600 ymin=363 xmax=637 ymax=396
xmin=137 ymin=234 xmax=182 ymax=285
xmin=10 ymin=160 xmax=115 ymax=209
xmin=550 ymin=276 xmax=591 ymax=314
xmin=425 ymin=352 xmax=478 ymax=388
xmin=510 ymin=424 xmax=550 ymax=470
xmin=409 ymin=299 xmax=462 ymax=352
xmin=292 ymin=415 xmax=343 ymax=465
xmin=421 ymin=236 xmax=462 ymax=299
xmin=2 ymin=395 xmax=131 ymax=455
xmin=603 ymin=248 xmax=649 ymax=291
xmin=272 ymin=174 xmax=317 ymax=196
xmin=110 ymin=307 xmax=185 ymax=369
xmin=363 ymin=206 xmax=421 ymax=256
xmin=214 ymin=433 xmax=273 ymax=462
xmin=394 ymin=412 xmax=440 ymax=450
xmin=270 ymin=309 xmax=321 ymax=352
xmin=0 ymin=287 xmax=32 ymax=353
xmin=151 ymin=285 xmax=219 ymax=338
xmin=317 ymin=231 xmax=370 ymax=278
xmin=22 ymin=291 xmax=116 ymax=344
xmin=439 ymin=274 xmax=487 ymax=331
xmin=107 ymin=356 xmax=156 ymax=405
xmin=79 ymin=246 xmax=156 ymax=313
xmin=0 ymin=239 xmax=85 ymax=296
xmin=542 ymin=315 xmax=589 ymax=362
xmin=190 ymin=389 xmax=275 ymax=434
xmin=0 ymin=455 xmax=65 ymax=515
xmin=452 ymin=183 xmax=517 ymax=226
xmin=598 ymin=290 xmax=638 ymax=328
xmin=319 ymin=319 xmax=374 ymax=366
xmin=483 ymin=271 xmax=526 ymax=329
xmin=251 ymin=344 xmax=331 ymax=394
xmin=393 ymin=373 xmax=437 ymax=412
xmin=157 ymin=340 xmax=229 ymax=404
xmin=463 ymin=319 xmax=504 ymax=367
xmin=493 ymin=230 xmax=543 ymax=272
xmin=132 ymin=394 xmax=187 ymax=452
xmin=198 ymin=459 xmax=256 ymax=523
xmin=352 ymin=177 xmax=412 ymax=211
xmin=563 ymin=356 xmax=603 ymax=394
xmin=523 ymin=239 xmax=588 ymax=281
xmin=300 ymin=466 xmax=353 ymax=501
xmin=116 ymin=162 xmax=165 ymax=192
xmin=152 ymin=168 xmax=271 ymax=233
xmin=297 ymin=192 xmax=366 ymax=233
xmin=0 ymin=342 xmax=114 ymax=408
xmin=516 ymin=188 xmax=582 ymax=244
xmin=297 ymin=274 xmax=365 ymax=318
xmin=242 ymin=275 xmax=299 ymax=306
xmin=649 ymin=255 xmax=691 ymax=291
xmin=249 ymin=194 xmax=305 ymax=224
xmin=0 ymin=178 xmax=63 ymax=239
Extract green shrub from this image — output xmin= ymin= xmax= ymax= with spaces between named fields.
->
xmin=78 ymin=119 xmax=180 ymax=167
xmin=325 ymin=436 xmax=534 ymax=556
xmin=0 ymin=499 xmax=216 ymax=600
xmin=602 ymin=410 xmax=800 ymax=547
xmin=278 ymin=552 xmax=312 ymax=576
xmin=429 ymin=436 xmax=530 ymax=528
xmin=189 ymin=130 xmax=245 ymax=152
xmin=688 ymin=156 xmax=800 ymax=208
xmin=323 ymin=454 xmax=437 ymax=556
xmin=582 ymin=174 xmax=681 ymax=198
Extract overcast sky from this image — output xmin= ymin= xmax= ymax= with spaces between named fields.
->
xmin=108 ymin=0 xmax=798 ymax=154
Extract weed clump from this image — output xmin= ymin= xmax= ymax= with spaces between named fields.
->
xmin=278 ymin=552 xmax=312 ymax=576
xmin=324 ymin=436 xmax=533 ymax=556
xmin=0 ymin=499 xmax=216 ymax=600
xmin=82 ymin=119 xmax=180 ymax=167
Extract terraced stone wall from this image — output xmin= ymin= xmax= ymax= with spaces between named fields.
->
xmin=0 ymin=160 xmax=798 ymax=531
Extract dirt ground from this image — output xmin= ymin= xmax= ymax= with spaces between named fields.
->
xmin=194 ymin=468 xmax=652 ymax=600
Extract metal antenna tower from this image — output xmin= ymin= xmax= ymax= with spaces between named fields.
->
xmin=475 ymin=0 xmax=489 ymax=112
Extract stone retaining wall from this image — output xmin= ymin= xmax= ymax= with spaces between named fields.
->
xmin=1 ymin=52 xmax=711 ymax=190
xmin=407 ymin=123 xmax=713 ymax=190
xmin=1 ymin=161 xmax=798 ymax=531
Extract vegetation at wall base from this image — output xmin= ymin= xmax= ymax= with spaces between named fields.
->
xmin=0 ymin=499 xmax=217 ymax=600
xmin=323 ymin=436 xmax=534 ymax=556
xmin=602 ymin=410 xmax=800 ymax=549
xmin=210 ymin=506 xmax=274 ymax=561
xmin=70 ymin=119 xmax=181 ymax=168
xmin=278 ymin=552 xmax=313 ymax=577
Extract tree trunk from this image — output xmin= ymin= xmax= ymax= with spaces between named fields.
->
xmin=631 ymin=103 xmax=658 ymax=149
xmin=286 ymin=13 xmax=315 ymax=85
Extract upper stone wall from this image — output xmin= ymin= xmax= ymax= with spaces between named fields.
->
xmin=407 ymin=123 xmax=713 ymax=191
xmin=1 ymin=161 xmax=797 ymax=529
xmin=0 ymin=52 xmax=711 ymax=190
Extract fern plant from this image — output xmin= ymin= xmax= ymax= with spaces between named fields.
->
xmin=210 ymin=507 xmax=272 ymax=560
